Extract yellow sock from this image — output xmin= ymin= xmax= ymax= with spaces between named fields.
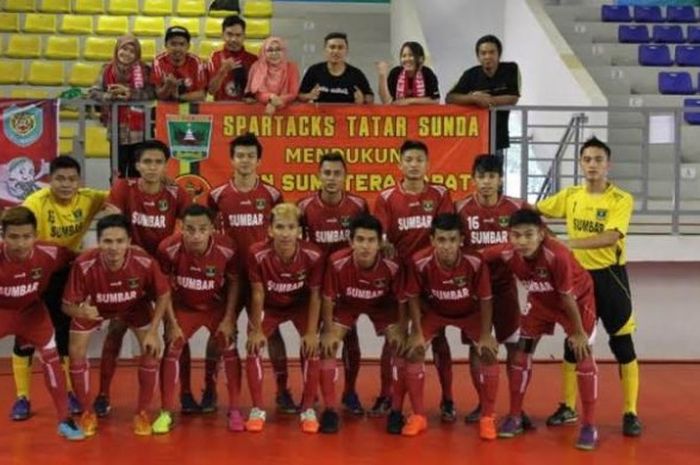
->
xmin=620 ymin=360 xmax=639 ymax=415
xmin=562 ymin=360 xmax=578 ymax=409
xmin=12 ymin=354 xmax=32 ymax=399
xmin=61 ymin=357 xmax=73 ymax=392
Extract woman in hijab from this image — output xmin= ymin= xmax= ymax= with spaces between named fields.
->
xmin=376 ymin=41 xmax=440 ymax=105
xmin=245 ymin=36 xmax=300 ymax=114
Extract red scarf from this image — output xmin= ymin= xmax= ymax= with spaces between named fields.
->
xmin=395 ymin=68 xmax=426 ymax=99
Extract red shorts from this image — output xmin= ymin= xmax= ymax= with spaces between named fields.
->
xmin=333 ymin=306 xmax=397 ymax=336
xmin=461 ymin=284 xmax=520 ymax=344
xmin=260 ymin=306 xmax=310 ymax=337
xmin=521 ymin=291 xmax=597 ymax=340
xmin=0 ymin=304 xmax=54 ymax=348
xmin=71 ymin=308 xmax=152 ymax=332
xmin=422 ymin=310 xmax=482 ymax=344
xmin=175 ymin=307 xmax=226 ymax=340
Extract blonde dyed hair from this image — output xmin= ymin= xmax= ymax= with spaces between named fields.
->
xmin=270 ymin=202 xmax=301 ymax=225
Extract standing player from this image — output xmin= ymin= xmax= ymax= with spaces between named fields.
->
xmin=0 ymin=207 xmax=84 ymax=440
xmin=245 ymin=203 xmax=324 ymax=433
xmin=153 ymin=204 xmax=242 ymax=433
xmin=537 ymin=137 xmax=641 ymax=437
xmin=207 ymin=15 xmax=258 ymax=101
xmin=12 ymin=156 xmax=108 ymax=421
xmin=208 ymin=132 xmax=296 ymax=414
xmin=401 ymin=214 xmax=498 ymax=438
xmin=317 ymin=214 xmax=403 ymax=433
xmin=63 ymin=214 xmax=170 ymax=436
xmin=153 ymin=26 xmax=206 ymax=102
xmin=375 ymin=139 xmax=455 ymax=422
xmin=298 ymin=152 xmax=368 ymax=416
xmin=483 ymin=209 xmax=599 ymax=450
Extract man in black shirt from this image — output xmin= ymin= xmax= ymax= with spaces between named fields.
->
xmin=299 ymin=32 xmax=374 ymax=104
xmin=447 ymin=35 xmax=520 ymax=155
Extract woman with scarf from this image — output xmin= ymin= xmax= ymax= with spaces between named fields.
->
xmin=89 ymin=35 xmax=154 ymax=178
xmin=245 ymin=36 xmax=300 ymax=115
xmin=377 ymin=41 xmax=440 ymax=105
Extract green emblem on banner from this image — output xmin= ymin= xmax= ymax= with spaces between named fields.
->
xmin=166 ymin=114 xmax=213 ymax=163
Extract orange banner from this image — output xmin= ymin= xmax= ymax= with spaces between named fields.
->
xmin=156 ymin=103 xmax=489 ymax=204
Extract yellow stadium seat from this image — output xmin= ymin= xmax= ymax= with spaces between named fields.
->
xmin=10 ymin=88 xmax=50 ymax=98
xmin=208 ymin=9 xmax=237 ymax=18
xmin=197 ymin=40 xmax=222 ymax=60
xmin=0 ymin=60 xmax=24 ymax=84
xmin=60 ymin=138 xmax=74 ymax=155
xmin=142 ymin=0 xmax=172 ymax=16
xmin=28 ymin=61 xmax=65 ymax=86
xmin=107 ymin=0 xmax=138 ymax=15
xmin=60 ymin=126 xmax=76 ymax=139
xmin=46 ymin=36 xmax=80 ymax=60
xmin=177 ymin=0 xmax=205 ymax=17
xmin=5 ymin=0 xmax=37 ymax=12
xmin=5 ymin=35 xmax=41 ymax=59
xmin=133 ymin=16 xmax=165 ymax=37
xmin=73 ymin=0 xmax=105 ymax=14
xmin=140 ymin=39 xmax=157 ymax=61
xmin=40 ymin=0 xmax=70 ymax=13
xmin=204 ymin=17 xmax=223 ymax=38
xmin=245 ymin=18 xmax=270 ymax=39
xmin=68 ymin=62 xmax=102 ymax=87
xmin=24 ymin=13 xmax=57 ymax=33
xmin=60 ymin=15 xmax=94 ymax=35
xmin=84 ymin=37 xmax=116 ymax=61
xmin=246 ymin=39 xmax=263 ymax=56
xmin=243 ymin=0 xmax=272 ymax=18
xmin=96 ymin=15 xmax=128 ymax=35
xmin=169 ymin=17 xmax=200 ymax=37
xmin=85 ymin=126 xmax=110 ymax=158
xmin=0 ymin=13 xmax=21 ymax=32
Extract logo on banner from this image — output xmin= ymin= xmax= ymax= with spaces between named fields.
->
xmin=3 ymin=104 xmax=43 ymax=148
xmin=166 ymin=114 xmax=213 ymax=163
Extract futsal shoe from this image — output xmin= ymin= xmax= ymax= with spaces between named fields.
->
xmin=546 ymin=403 xmax=578 ymax=426
xmin=440 ymin=398 xmax=457 ymax=423
xmin=133 ymin=410 xmax=152 ymax=436
xmin=498 ymin=415 xmax=524 ymax=438
xmin=368 ymin=396 xmax=392 ymax=417
xmin=227 ymin=409 xmax=245 ymax=432
xmin=180 ymin=392 xmax=201 ymax=415
xmin=386 ymin=410 xmax=405 ymax=435
xmin=10 ymin=396 xmax=31 ymax=421
xmin=80 ymin=411 xmax=98 ymax=437
xmin=151 ymin=410 xmax=173 ymax=434
xmin=622 ymin=412 xmax=642 ymax=437
xmin=300 ymin=408 xmax=320 ymax=434
xmin=93 ymin=394 xmax=111 ymax=418
xmin=341 ymin=391 xmax=365 ymax=416
xmin=319 ymin=409 xmax=340 ymax=434
xmin=68 ymin=392 xmax=83 ymax=415
xmin=200 ymin=388 xmax=218 ymax=413
xmin=576 ymin=424 xmax=599 ymax=451
xmin=401 ymin=414 xmax=427 ymax=436
xmin=58 ymin=418 xmax=85 ymax=441
xmin=479 ymin=415 xmax=497 ymax=440
xmin=275 ymin=389 xmax=298 ymax=414
xmin=464 ymin=403 xmax=481 ymax=424
xmin=245 ymin=407 xmax=267 ymax=432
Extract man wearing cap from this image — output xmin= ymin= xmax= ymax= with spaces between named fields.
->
xmin=153 ymin=27 xmax=207 ymax=102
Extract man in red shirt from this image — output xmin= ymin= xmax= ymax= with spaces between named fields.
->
xmin=63 ymin=214 xmax=170 ymax=437
xmin=374 ymin=139 xmax=456 ymax=422
xmin=317 ymin=214 xmax=403 ymax=433
xmin=482 ymin=209 xmax=598 ymax=451
xmin=208 ymin=132 xmax=295 ymax=414
xmin=207 ymin=15 xmax=258 ymax=101
xmin=245 ymin=203 xmax=324 ymax=434
xmin=153 ymin=26 xmax=206 ymax=102
xmin=401 ymin=213 xmax=498 ymax=438
xmin=298 ymin=152 xmax=368 ymax=416
xmin=153 ymin=204 xmax=242 ymax=433
xmin=0 ymin=207 xmax=84 ymax=440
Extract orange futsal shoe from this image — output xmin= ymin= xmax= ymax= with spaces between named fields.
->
xmin=300 ymin=408 xmax=319 ymax=434
xmin=401 ymin=414 xmax=427 ymax=437
xmin=80 ymin=411 xmax=98 ymax=437
xmin=133 ymin=410 xmax=152 ymax=436
xmin=245 ymin=408 xmax=267 ymax=433
xmin=480 ymin=415 xmax=497 ymax=440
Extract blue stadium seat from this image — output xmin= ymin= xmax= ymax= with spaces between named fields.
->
xmin=639 ymin=44 xmax=673 ymax=66
xmin=602 ymin=5 xmax=631 ymax=22
xmin=619 ymin=25 xmax=650 ymax=43
xmin=689 ymin=26 xmax=700 ymax=44
xmin=658 ymin=72 xmax=694 ymax=95
xmin=676 ymin=46 xmax=700 ymax=67
xmin=684 ymin=98 xmax=700 ymax=125
xmin=634 ymin=6 xmax=664 ymax=23
xmin=667 ymin=6 xmax=697 ymax=24
xmin=652 ymin=25 xmax=685 ymax=44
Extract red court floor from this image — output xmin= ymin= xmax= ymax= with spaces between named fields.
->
xmin=0 ymin=361 xmax=698 ymax=465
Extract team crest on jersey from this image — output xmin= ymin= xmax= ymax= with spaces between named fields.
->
xmin=3 ymin=104 xmax=43 ymax=147
xmin=128 ymin=277 xmax=140 ymax=289
xmin=73 ymin=209 xmax=83 ymax=221
xmin=535 ymin=267 xmax=548 ymax=279
xmin=296 ymin=271 xmax=307 ymax=282
xmin=340 ymin=216 xmax=351 ymax=228
xmin=255 ymin=198 xmax=267 ymax=211
xmin=422 ymin=200 xmax=434 ymax=212
xmin=30 ymin=267 xmax=42 ymax=280
xmin=157 ymin=199 xmax=169 ymax=212
xmin=373 ymin=278 xmax=387 ymax=289
xmin=205 ymin=266 xmax=217 ymax=277
xmin=498 ymin=215 xmax=510 ymax=228
xmin=452 ymin=275 xmax=467 ymax=287
xmin=596 ymin=209 xmax=608 ymax=221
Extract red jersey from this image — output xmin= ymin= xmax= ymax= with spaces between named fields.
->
xmin=157 ymin=233 xmax=238 ymax=312
xmin=63 ymin=247 xmax=170 ymax=318
xmin=106 ymin=179 xmax=190 ymax=251
xmin=298 ymin=191 xmax=368 ymax=259
xmin=0 ymin=242 xmax=72 ymax=312
xmin=208 ymin=47 xmax=258 ymax=101
xmin=248 ymin=240 xmax=323 ymax=309
xmin=404 ymin=246 xmax=492 ymax=318
xmin=323 ymin=247 xmax=402 ymax=311
xmin=208 ymin=178 xmax=282 ymax=254
xmin=152 ymin=51 xmax=206 ymax=96
xmin=375 ymin=183 xmax=453 ymax=263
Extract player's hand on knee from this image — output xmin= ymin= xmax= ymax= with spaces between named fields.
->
xmin=402 ymin=332 xmax=425 ymax=359
xmin=166 ymin=322 xmax=184 ymax=345
xmin=246 ymin=329 xmax=266 ymax=355
xmin=301 ymin=332 xmax=320 ymax=358
xmin=320 ymin=332 xmax=339 ymax=359
xmin=567 ymin=332 xmax=590 ymax=361
xmin=216 ymin=317 xmax=236 ymax=345
xmin=385 ymin=323 xmax=408 ymax=353
xmin=476 ymin=333 xmax=499 ymax=359
xmin=143 ymin=329 xmax=162 ymax=357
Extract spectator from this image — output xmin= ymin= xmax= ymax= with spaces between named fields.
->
xmin=376 ymin=41 xmax=440 ymax=105
xmin=208 ymin=15 xmax=258 ymax=101
xmin=246 ymin=37 xmax=300 ymax=115
xmin=299 ymin=32 xmax=374 ymax=104
xmin=446 ymin=35 xmax=520 ymax=156
xmin=153 ymin=26 xmax=207 ymax=102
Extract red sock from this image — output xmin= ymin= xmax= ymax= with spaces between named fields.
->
xmin=38 ymin=347 xmax=69 ymax=419
xmin=69 ymin=358 xmax=90 ymax=411
xmin=301 ymin=357 xmax=320 ymax=410
xmin=576 ymin=356 xmax=598 ymax=426
xmin=320 ymin=358 xmax=337 ymax=408
xmin=137 ymin=355 xmax=159 ymax=412
xmin=222 ymin=348 xmax=241 ymax=409
xmin=161 ymin=341 xmax=184 ymax=411
xmin=380 ymin=341 xmax=392 ymax=398
xmin=508 ymin=352 xmax=532 ymax=416
xmin=432 ymin=333 xmax=453 ymax=401
xmin=179 ymin=343 xmax=192 ymax=395
xmin=98 ymin=330 xmax=123 ymax=397
xmin=405 ymin=362 xmax=426 ymax=416
xmin=391 ymin=356 xmax=406 ymax=411
xmin=469 ymin=355 xmax=482 ymax=398
xmin=246 ymin=355 xmax=264 ymax=408
xmin=480 ymin=363 xmax=500 ymax=417
xmin=342 ymin=327 xmax=361 ymax=395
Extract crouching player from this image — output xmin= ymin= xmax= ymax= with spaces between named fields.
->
xmin=483 ymin=209 xmax=599 ymax=450
xmin=62 ymin=214 xmax=170 ymax=436
xmin=153 ymin=204 xmax=242 ymax=433
xmin=245 ymin=203 xmax=324 ymax=433
xmin=400 ymin=213 xmax=498 ymax=438
xmin=0 ymin=207 xmax=84 ymax=440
